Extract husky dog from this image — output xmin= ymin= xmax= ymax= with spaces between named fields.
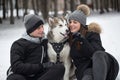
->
xmin=47 ymin=17 xmax=75 ymax=80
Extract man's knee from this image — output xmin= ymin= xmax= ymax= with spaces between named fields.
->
xmin=7 ymin=74 xmax=26 ymax=80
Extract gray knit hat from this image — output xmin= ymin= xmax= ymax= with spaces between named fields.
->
xmin=69 ymin=4 xmax=90 ymax=27
xmin=24 ymin=14 xmax=44 ymax=34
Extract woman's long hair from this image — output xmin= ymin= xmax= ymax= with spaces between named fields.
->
xmin=68 ymin=25 xmax=88 ymax=50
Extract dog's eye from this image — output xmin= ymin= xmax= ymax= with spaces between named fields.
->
xmin=59 ymin=24 xmax=63 ymax=27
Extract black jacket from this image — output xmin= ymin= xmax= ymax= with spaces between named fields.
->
xmin=70 ymin=31 xmax=105 ymax=79
xmin=70 ymin=32 xmax=105 ymax=67
xmin=70 ymin=22 xmax=119 ymax=80
xmin=9 ymin=38 xmax=48 ymax=76
xmin=70 ymin=23 xmax=119 ymax=80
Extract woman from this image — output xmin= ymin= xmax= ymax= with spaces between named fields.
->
xmin=6 ymin=14 xmax=65 ymax=80
xmin=68 ymin=4 xmax=119 ymax=80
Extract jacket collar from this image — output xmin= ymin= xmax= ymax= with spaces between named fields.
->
xmin=87 ymin=22 xmax=102 ymax=34
xmin=22 ymin=32 xmax=45 ymax=44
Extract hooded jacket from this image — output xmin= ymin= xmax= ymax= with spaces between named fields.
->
xmin=70 ymin=22 xmax=105 ymax=67
xmin=70 ymin=23 xmax=119 ymax=80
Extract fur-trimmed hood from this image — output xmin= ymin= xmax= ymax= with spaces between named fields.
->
xmin=87 ymin=22 xmax=102 ymax=34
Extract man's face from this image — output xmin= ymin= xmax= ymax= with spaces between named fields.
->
xmin=30 ymin=25 xmax=44 ymax=38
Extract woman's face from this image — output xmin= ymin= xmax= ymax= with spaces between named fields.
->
xmin=68 ymin=20 xmax=81 ymax=33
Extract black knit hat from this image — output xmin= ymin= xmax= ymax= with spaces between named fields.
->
xmin=24 ymin=14 xmax=44 ymax=34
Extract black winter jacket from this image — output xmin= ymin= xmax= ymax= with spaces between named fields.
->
xmin=70 ymin=32 xmax=105 ymax=68
xmin=70 ymin=24 xmax=119 ymax=80
xmin=70 ymin=23 xmax=106 ymax=79
xmin=9 ymin=38 xmax=48 ymax=76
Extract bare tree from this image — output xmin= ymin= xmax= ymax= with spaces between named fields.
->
xmin=3 ymin=0 xmax=6 ymax=19
xmin=36 ymin=0 xmax=40 ymax=14
xmin=118 ymin=0 xmax=120 ymax=12
xmin=0 ymin=0 xmax=2 ymax=23
xmin=70 ymin=0 xmax=75 ymax=12
xmin=23 ymin=0 xmax=28 ymax=17
xmin=64 ymin=0 xmax=67 ymax=12
xmin=0 ymin=18 xmax=2 ymax=23
xmin=115 ymin=0 xmax=120 ymax=12
xmin=32 ymin=0 xmax=36 ymax=14
xmin=15 ymin=0 xmax=20 ymax=19
xmin=10 ymin=0 xmax=14 ymax=24
xmin=40 ymin=0 xmax=49 ymax=21
xmin=80 ymin=0 xmax=86 ymax=4
xmin=54 ymin=0 xmax=58 ymax=17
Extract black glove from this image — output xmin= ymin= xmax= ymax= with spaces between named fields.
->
xmin=72 ymin=32 xmax=84 ymax=41
xmin=43 ymin=62 xmax=55 ymax=69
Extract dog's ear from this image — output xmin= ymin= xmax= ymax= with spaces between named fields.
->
xmin=63 ymin=11 xmax=71 ymax=19
xmin=63 ymin=11 xmax=71 ymax=24
xmin=48 ymin=17 xmax=54 ymax=27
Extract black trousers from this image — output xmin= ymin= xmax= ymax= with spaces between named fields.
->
xmin=76 ymin=51 xmax=119 ymax=80
xmin=6 ymin=64 xmax=65 ymax=80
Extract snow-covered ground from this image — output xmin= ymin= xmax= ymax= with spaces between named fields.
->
xmin=0 ymin=12 xmax=120 ymax=80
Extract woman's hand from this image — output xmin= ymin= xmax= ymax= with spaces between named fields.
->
xmin=73 ymin=32 xmax=85 ymax=42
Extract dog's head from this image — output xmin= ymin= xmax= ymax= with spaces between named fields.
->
xmin=47 ymin=17 xmax=69 ymax=43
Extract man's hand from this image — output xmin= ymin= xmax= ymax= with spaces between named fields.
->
xmin=43 ymin=62 xmax=55 ymax=69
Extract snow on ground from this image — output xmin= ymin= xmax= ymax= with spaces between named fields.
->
xmin=0 ymin=12 xmax=120 ymax=80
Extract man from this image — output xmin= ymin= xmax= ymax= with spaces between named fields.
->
xmin=6 ymin=14 xmax=65 ymax=80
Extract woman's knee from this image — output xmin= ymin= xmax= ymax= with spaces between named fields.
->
xmin=82 ymin=75 xmax=93 ymax=80
xmin=92 ymin=51 xmax=107 ymax=59
xmin=7 ymin=74 xmax=26 ymax=80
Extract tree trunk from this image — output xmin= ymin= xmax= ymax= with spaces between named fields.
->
xmin=15 ymin=0 xmax=20 ymax=19
xmin=32 ymin=0 xmax=36 ymax=14
xmin=0 ymin=17 xmax=2 ymax=24
xmin=0 ymin=0 xmax=2 ymax=23
xmin=70 ymin=0 xmax=75 ymax=12
xmin=54 ymin=0 xmax=58 ymax=17
xmin=3 ymin=0 xmax=6 ymax=19
xmin=95 ymin=0 xmax=99 ymax=10
xmin=36 ymin=0 xmax=40 ymax=14
xmin=40 ymin=0 xmax=48 ymax=21
xmin=10 ymin=0 xmax=14 ymax=24
xmin=80 ymin=0 xmax=87 ymax=4
xmin=100 ymin=0 xmax=104 ymax=14
xmin=118 ymin=0 xmax=120 ymax=11
xmin=64 ymin=0 xmax=67 ymax=13
xmin=23 ymin=0 xmax=28 ymax=17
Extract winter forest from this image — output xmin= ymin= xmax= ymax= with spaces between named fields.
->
xmin=0 ymin=0 xmax=120 ymax=80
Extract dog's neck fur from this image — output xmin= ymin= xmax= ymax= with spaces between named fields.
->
xmin=47 ymin=31 xmax=55 ymax=42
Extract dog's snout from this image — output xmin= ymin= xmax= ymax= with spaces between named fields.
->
xmin=66 ymin=29 xmax=69 ymax=33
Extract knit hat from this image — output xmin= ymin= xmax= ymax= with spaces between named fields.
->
xmin=69 ymin=4 xmax=90 ymax=27
xmin=24 ymin=14 xmax=44 ymax=34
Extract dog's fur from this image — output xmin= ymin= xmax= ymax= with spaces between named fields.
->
xmin=47 ymin=17 xmax=75 ymax=80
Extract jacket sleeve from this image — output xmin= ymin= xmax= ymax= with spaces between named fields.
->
xmin=10 ymin=41 xmax=43 ymax=75
xmin=81 ymin=32 xmax=105 ymax=56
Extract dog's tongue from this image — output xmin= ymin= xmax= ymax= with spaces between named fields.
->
xmin=64 ymin=34 xmax=68 ymax=37
xmin=60 ymin=32 xmax=69 ymax=38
